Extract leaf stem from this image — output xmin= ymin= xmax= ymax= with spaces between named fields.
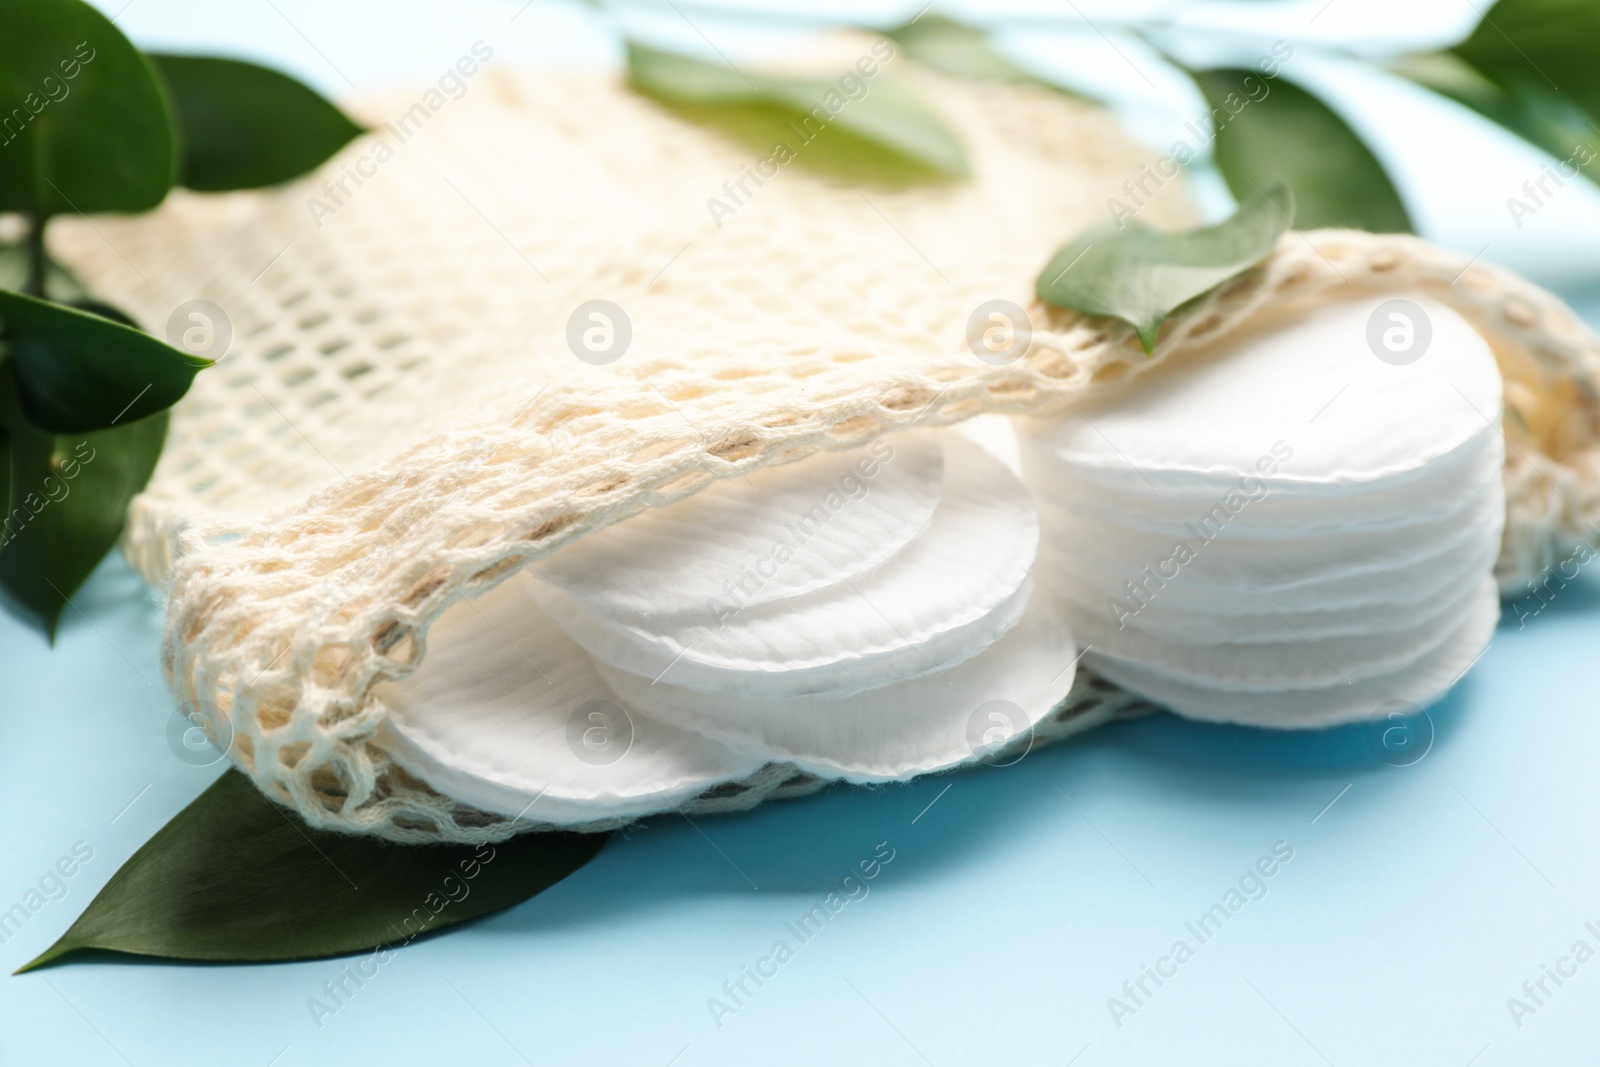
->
xmin=24 ymin=214 xmax=47 ymax=299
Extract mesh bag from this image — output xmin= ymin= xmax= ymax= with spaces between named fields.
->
xmin=48 ymin=49 xmax=1600 ymax=841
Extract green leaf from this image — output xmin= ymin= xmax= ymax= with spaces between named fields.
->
xmin=1036 ymin=181 xmax=1294 ymax=352
xmin=0 ymin=374 xmax=166 ymax=637
xmin=1390 ymin=0 xmax=1600 ymax=183
xmin=626 ymin=40 xmax=969 ymax=177
xmin=0 ymin=0 xmax=176 ymax=218
xmin=1190 ymin=69 xmax=1412 ymax=233
xmin=148 ymin=53 xmax=365 ymax=192
xmin=1452 ymin=0 xmax=1600 ymax=128
xmin=1390 ymin=51 xmax=1599 ymax=168
xmin=19 ymin=771 xmax=610 ymax=970
xmin=0 ymin=288 xmax=209 ymax=433
xmin=63 ymin=298 xmax=140 ymax=329
xmin=884 ymin=15 xmax=1094 ymax=101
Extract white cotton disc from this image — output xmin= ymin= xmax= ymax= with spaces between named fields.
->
xmin=1029 ymin=292 xmax=1503 ymax=489
xmin=1084 ymin=575 xmax=1501 ymax=728
xmin=1044 ymin=529 xmax=1498 ymax=644
xmin=374 ymin=576 xmax=764 ymax=826
xmin=531 ymin=433 xmax=1040 ymax=698
xmin=1040 ymin=502 xmax=1501 ymax=617
xmin=594 ymin=588 xmax=1079 ymax=782
xmin=1019 ymin=419 xmax=1503 ymax=539
xmin=1034 ymin=469 xmax=1503 ymax=593
xmin=954 ymin=413 xmax=1024 ymax=475
xmin=1061 ymin=565 xmax=1486 ymax=691
xmin=534 ymin=432 xmax=943 ymax=615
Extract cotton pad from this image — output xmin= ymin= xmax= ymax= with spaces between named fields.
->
xmin=1060 ymin=567 xmax=1486 ymax=691
xmin=1040 ymin=507 xmax=1499 ymax=616
xmin=531 ymin=434 xmax=1039 ymax=699
xmin=1035 ymin=472 xmax=1501 ymax=591
xmin=535 ymin=432 xmax=944 ymax=615
xmin=1085 ymin=575 xmax=1501 ymax=728
xmin=376 ymin=576 xmax=764 ymax=825
xmin=594 ymin=590 xmax=1078 ymax=781
xmin=1021 ymin=420 xmax=1501 ymax=538
xmin=1034 ymin=293 xmax=1502 ymax=488
xmin=1046 ymin=533 xmax=1498 ymax=644
xmin=1022 ymin=291 xmax=1505 ymax=726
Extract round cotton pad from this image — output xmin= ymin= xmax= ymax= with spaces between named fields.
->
xmin=1034 ymin=292 xmax=1503 ymax=488
xmin=1020 ymin=420 xmax=1503 ymax=538
xmin=1034 ymin=471 xmax=1503 ymax=592
xmin=594 ymin=590 xmax=1078 ymax=781
xmin=532 ymin=434 xmax=1039 ymax=698
xmin=535 ymin=432 xmax=944 ymax=615
xmin=1083 ymin=575 xmax=1501 ymax=727
xmin=1061 ymin=567 xmax=1487 ymax=691
xmin=1039 ymin=506 xmax=1500 ymax=616
xmin=376 ymin=576 xmax=764 ymax=826
xmin=1044 ymin=531 xmax=1499 ymax=644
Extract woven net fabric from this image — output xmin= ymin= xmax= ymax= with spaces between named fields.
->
xmin=46 ymin=52 xmax=1600 ymax=842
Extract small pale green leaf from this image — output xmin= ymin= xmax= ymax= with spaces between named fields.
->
xmin=885 ymin=15 xmax=1093 ymax=101
xmin=1036 ymin=181 xmax=1294 ymax=353
xmin=626 ymin=41 xmax=969 ymax=177
xmin=0 ymin=288 xmax=209 ymax=433
xmin=1191 ymin=69 xmax=1412 ymax=233
xmin=149 ymin=53 xmax=365 ymax=191
xmin=19 ymin=771 xmax=610 ymax=970
xmin=0 ymin=0 xmax=176 ymax=218
xmin=0 ymin=374 xmax=166 ymax=638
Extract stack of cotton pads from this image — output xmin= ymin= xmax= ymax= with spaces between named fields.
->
xmin=378 ymin=431 xmax=1076 ymax=824
xmin=1018 ymin=292 xmax=1505 ymax=728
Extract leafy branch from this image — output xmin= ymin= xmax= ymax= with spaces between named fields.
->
xmin=0 ymin=0 xmax=361 ymax=637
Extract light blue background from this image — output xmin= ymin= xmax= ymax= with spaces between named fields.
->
xmin=5 ymin=2 xmax=1600 ymax=1064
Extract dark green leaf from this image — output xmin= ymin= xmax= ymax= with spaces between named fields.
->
xmin=1036 ymin=181 xmax=1294 ymax=352
xmin=885 ymin=15 xmax=1093 ymax=101
xmin=0 ymin=288 xmax=209 ymax=433
xmin=19 ymin=770 xmax=610 ymax=970
xmin=626 ymin=40 xmax=969 ymax=177
xmin=0 ymin=373 xmax=166 ymax=637
xmin=148 ymin=53 xmax=364 ymax=191
xmin=1191 ymin=69 xmax=1412 ymax=233
xmin=64 ymin=298 xmax=140 ymax=329
xmin=0 ymin=0 xmax=176 ymax=217
xmin=1453 ymin=0 xmax=1600 ymax=129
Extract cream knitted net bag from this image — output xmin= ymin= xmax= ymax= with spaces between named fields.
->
xmin=47 ymin=46 xmax=1600 ymax=842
